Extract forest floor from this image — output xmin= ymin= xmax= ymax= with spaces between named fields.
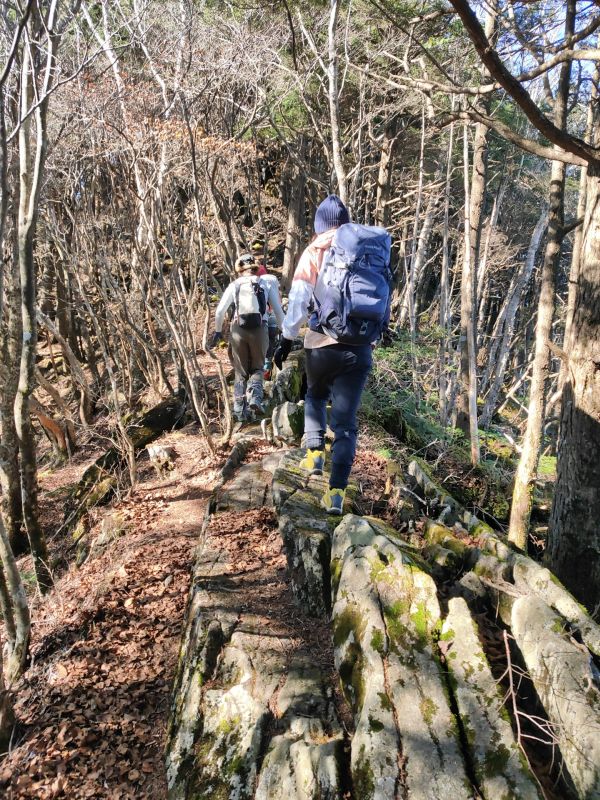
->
xmin=0 ymin=338 xmax=563 ymax=799
xmin=0 ymin=403 xmax=384 ymax=798
xmin=1 ymin=422 xmax=217 ymax=799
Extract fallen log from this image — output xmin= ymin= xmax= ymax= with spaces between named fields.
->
xmin=64 ymin=395 xmax=186 ymax=534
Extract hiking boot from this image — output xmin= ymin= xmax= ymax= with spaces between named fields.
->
xmin=321 ymin=487 xmax=345 ymax=515
xmin=299 ymin=449 xmax=325 ymax=476
xmin=249 ymin=398 xmax=265 ymax=415
xmin=234 ymin=405 xmax=250 ymax=424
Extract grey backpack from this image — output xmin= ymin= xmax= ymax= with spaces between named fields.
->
xmin=234 ymin=276 xmax=267 ymax=329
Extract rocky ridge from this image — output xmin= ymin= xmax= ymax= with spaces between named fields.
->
xmin=166 ymin=358 xmax=600 ymax=799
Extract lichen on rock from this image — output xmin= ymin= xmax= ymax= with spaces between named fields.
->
xmin=442 ymin=597 xmax=542 ymax=800
xmin=331 ymin=514 xmax=472 ymax=800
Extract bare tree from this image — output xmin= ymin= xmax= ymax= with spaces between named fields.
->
xmin=449 ymin=0 xmax=600 ymax=608
xmin=508 ymin=0 xmax=575 ymax=550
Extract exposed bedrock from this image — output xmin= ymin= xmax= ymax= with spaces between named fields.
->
xmin=166 ymin=455 xmax=345 ymax=800
xmin=331 ymin=514 xmax=472 ymax=800
xmin=169 ymin=434 xmax=600 ymax=800
xmin=273 ymin=449 xmax=356 ymax=619
xmin=423 ymin=519 xmax=600 ymax=800
xmin=442 ymin=597 xmax=541 ymax=800
xmin=512 ymin=596 xmax=600 ymax=800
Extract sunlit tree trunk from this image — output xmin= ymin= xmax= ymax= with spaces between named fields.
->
xmin=282 ymin=137 xmax=306 ymax=292
xmin=455 ymin=3 xmax=496 ymax=448
xmin=508 ymin=0 xmax=574 ymax=550
xmin=476 ymin=180 xmax=506 ymax=347
xmin=439 ymin=119 xmax=454 ymax=426
xmin=327 ymin=0 xmax=347 ymax=205
xmin=374 ymin=116 xmax=400 ymax=228
xmin=0 ymin=514 xmax=30 ymax=681
xmin=14 ymin=17 xmax=55 ymax=592
xmin=0 ymin=76 xmax=26 ymax=556
xmin=0 ymin=268 xmax=25 ymax=555
xmin=457 ymin=122 xmax=480 ymax=464
xmin=401 ymin=104 xmax=426 ymax=336
xmin=479 ymin=206 xmax=547 ymax=429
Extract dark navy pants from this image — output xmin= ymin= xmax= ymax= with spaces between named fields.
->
xmin=304 ymin=343 xmax=372 ymax=489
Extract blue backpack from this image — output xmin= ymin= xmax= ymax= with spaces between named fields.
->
xmin=309 ymin=223 xmax=392 ymax=345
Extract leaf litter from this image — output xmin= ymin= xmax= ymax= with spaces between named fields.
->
xmin=2 ymin=421 xmax=368 ymax=798
xmin=0 ymin=426 xmax=217 ymax=799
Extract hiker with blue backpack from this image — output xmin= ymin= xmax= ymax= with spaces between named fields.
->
xmin=274 ymin=195 xmax=392 ymax=515
xmin=211 ymin=253 xmax=284 ymax=422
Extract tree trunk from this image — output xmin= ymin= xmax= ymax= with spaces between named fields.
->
xmin=508 ymin=160 xmax=566 ymax=549
xmin=456 ymin=123 xmax=480 ymax=464
xmin=281 ymin=138 xmax=306 ymax=293
xmin=401 ymin=104 xmax=426 ymax=335
xmin=455 ymin=121 xmax=486 ymax=436
xmin=0 ymin=210 xmax=25 ymax=556
xmin=559 ymin=64 xmax=599 ymax=391
xmin=0 ymin=658 xmax=15 ymax=751
xmin=476 ymin=180 xmax=506 ymax=346
xmin=30 ymin=395 xmax=74 ymax=462
xmin=0 ymin=514 xmax=30 ymax=682
xmin=0 ymin=88 xmax=21 ymax=554
xmin=37 ymin=309 xmax=93 ymax=425
xmin=327 ymin=0 xmax=348 ymax=205
xmin=399 ymin=192 xmax=438 ymax=329
xmin=0 ymin=563 xmax=16 ymax=647
xmin=14 ymin=44 xmax=52 ymax=592
xmin=479 ymin=206 xmax=547 ymax=428
xmin=546 ymin=160 xmax=600 ymax=613
xmin=439 ymin=119 xmax=455 ymax=426
xmin=374 ymin=116 xmax=400 ymax=228
xmin=455 ymin=3 xmax=496 ymax=446
xmin=508 ymin=0 xmax=574 ymax=550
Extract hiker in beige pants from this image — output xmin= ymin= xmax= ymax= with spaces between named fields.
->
xmin=210 ymin=253 xmax=283 ymax=421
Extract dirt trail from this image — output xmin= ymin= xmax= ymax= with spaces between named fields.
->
xmin=1 ymin=426 xmax=217 ymax=799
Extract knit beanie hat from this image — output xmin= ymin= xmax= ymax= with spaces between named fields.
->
xmin=314 ymin=194 xmax=350 ymax=234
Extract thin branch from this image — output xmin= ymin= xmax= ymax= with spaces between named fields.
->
xmin=561 ymin=215 xmax=584 ymax=237
xmin=448 ymin=0 xmax=599 ymax=164
xmin=442 ymin=110 xmax=586 ymax=167
xmin=0 ymin=0 xmax=34 ymax=88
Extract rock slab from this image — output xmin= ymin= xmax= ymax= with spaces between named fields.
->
xmin=443 ymin=597 xmax=541 ymax=800
xmin=332 ymin=514 xmax=472 ymax=800
xmin=166 ymin=455 xmax=344 ymax=800
xmin=512 ymin=596 xmax=600 ymax=799
xmin=273 ymin=449 xmax=338 ymax=618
